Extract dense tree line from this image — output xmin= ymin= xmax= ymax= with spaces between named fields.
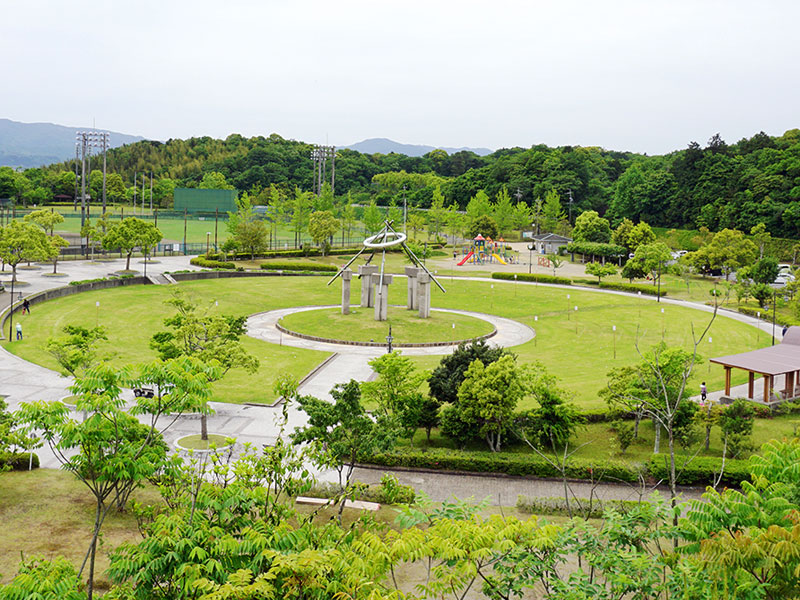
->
xmin=2 ymin=129 xmax=798 ymax=238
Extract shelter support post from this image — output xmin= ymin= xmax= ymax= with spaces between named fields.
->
xmin=763 ymin=375 xmax=771 ymax=403
xmin=724 ymin=366 xmax=732 ymax=396
xmin=786 ymin=371 xmax=795 ymax=399
xmin=748 ymin=372 xmax=755 ymax=399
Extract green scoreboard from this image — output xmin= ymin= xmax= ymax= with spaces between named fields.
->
xmin=174 ymin=188 xmax=237 ymax=214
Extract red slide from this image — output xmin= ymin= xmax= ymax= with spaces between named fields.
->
xmin=457 ymin=251 xmax=474 ymax=266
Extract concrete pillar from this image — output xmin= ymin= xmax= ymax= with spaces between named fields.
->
xmin=358 ymin=265 xmax=378 ymax=308
xmin=417 ymin=272 xmax=431 ymax=319
xmin=341 ymin=269 xmax=352 ymax=315
xmin=405 ymin=266 xmax=420 ymax=310
xmin=374 ymin=274 xmax=393 ymax=321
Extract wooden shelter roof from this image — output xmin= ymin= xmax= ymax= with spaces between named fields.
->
xmin=710 ymin=327 xmax=800 ymax=376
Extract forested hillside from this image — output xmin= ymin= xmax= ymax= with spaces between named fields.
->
xmin=3 ymin=128 xmax=799 ymax=237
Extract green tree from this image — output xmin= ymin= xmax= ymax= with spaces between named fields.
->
xmin=686 ymin=228 xmax=757 ymax=280
xmin=45 ymin=325 xmax=108 ymax=378
xmin=24 ymin=208 xmax=64 ymax=236
xmin=15 ymin=358 xmax=216 ymax=600
xmin=199 ymin=171 xmax=235 ymax=190
xmin=429 ymin=339 xmax=506 ymax=406
xmin=717 ymin=399 xmax=755 ymax=458
xmin=629 ymin=241 xmax=672 ymax=285
xmin=465 ymin=189 xmax=492 ymax=229
xmin=612 ymin=217 xmax=636 ymax=252
xmin=289 ymin=187 xmax=312 ymax=247
xmin=362 ymin=351 xmax=426 ymax=443
xmin=750 ymin=222 xmax=771 ymax=259
xmin=628 ymin=221 xmax=656 ymax=250
xmin=0 ymin=220 xmax=52 ymax=284
xmin=492 ymin=187 xmax=514 ymax=237
xmin=307 ymin=210 xmax=339 ymax=256
xmin=292 ymin=380 xmax=398 ymax=510
xmin=547 ymin=252 xmax=564 ymax=276
xmin=226 ymin=193 xmax=268 ymax=258
xmin=362 ymin=198 xmax=384 ymax=234
xmin=542 ymin=189 xmax=566 ymax=233
xmin=102 ymin=217 xmax=163 ymax=271
xmin=585 ymin=261 xmax=618 ymax=282
xmin=458 ymin=355 xmax=529 ymax=452
xmin=149 ymin=290 xmax=259 ymax=439
xmin=512 ymin=200 xmax=532 ymax=238
xmin=468 ymin=214 xmax=499 ymax=239
xmin=407 ymin=212 xmax=427 ymax=241
xmin=750 ymin=255 xmax=780 ymax=285
xmin=572 ymin=210 xmax=612 ymax=243
xmin=427 ymin=185 xmax=447 ymax=240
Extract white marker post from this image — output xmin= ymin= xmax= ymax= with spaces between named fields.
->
xmin=95 ymin=301 xmax=100 ymax=327
xmin=612 ymin=324 xmax=617 ymax=359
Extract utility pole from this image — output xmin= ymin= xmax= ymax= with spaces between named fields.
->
xmin=149 ymin=171 xmax=153 ymax=211
xmin=568 ymin=189 xmax=574 ymax=225
xmin=133 ymin=171 xmax=137 ymax=215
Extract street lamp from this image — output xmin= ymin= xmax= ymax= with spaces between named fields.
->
xmin=772 ymin=290 xmax=777 ymax=346
xmin=527 ymin=243 xmax=534 ymax=274
xmin=386 ymin=325 xmax=393 ymax=354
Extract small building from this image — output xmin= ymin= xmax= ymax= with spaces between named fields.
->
xmin=710 ymin=327 xmax=800 ymax=405
xmin=530 ymin=233 xmax=572 ymax=255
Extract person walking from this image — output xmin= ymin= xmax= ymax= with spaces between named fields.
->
xmin=700 ymin=381 xmax=707 ymax=402
xmin=15 ymin=322 xmax=22 ymax=341
xmin=22 ymin=298 xmax=30 ymax=315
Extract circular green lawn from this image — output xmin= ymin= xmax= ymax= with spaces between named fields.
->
xmin=278 ymin=306 xmax=495 ymax=345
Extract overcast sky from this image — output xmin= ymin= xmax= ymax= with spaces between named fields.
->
xmin=2 ymin=0 xmax=798 ymax=155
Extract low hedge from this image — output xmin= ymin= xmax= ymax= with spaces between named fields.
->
xmin=1 ymin=451 xmax=39 ymax=470
xmin=599 ymin=281 xmax=667 ymax=297
xmin=190 ymin=256 xmax=237 ymax=270
xmin=566 ymin=241 xmax=627 ymax=258
xmin=516 ymin=495 xmax=644 ymax=518
xmin=737 ymin=305 xmax=797 ymax=326
xmin=305 ymin=478 xmax=416 ymax=505
xmin=492 ymin=272 xmax=572 ymax=285
xmin=571 ymin=277 xmax=600 ymax=286
xmin=647 ymin=455 xmax=750 ymax=488
xmin=365 ymin=449 xmax=642 ymax=483
xmin=260 ymin=262 xmax=338 ymax=272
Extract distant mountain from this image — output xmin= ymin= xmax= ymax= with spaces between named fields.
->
xmin=0 ymin=118 xmax=145 ymax=168
xmin=344 ymin=137 xmax=492 ymax=157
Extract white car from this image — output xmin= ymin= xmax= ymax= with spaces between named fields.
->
xmin=774 ymin=272 xmax=795 ymax=285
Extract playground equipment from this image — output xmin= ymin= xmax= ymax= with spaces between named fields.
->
xmin=457 ymin=234 xmax=515 ymax=266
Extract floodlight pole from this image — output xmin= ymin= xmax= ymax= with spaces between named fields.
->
xmin=772 ymin=290 xmax=777 ymax=346
xmin=402 ymin=184 xmax=407 ymax=234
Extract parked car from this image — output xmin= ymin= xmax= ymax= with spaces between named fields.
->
xmin=774 ymin=272 xmax=795 ymax=285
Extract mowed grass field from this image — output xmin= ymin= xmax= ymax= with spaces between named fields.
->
xmin=3 ymin=276 xmax=770 ymax=410
xmin=278 ymin=306 xmax=495 ymax=344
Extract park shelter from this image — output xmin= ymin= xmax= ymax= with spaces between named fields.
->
xmin=710 ymin=327 xmax=800 ymax=403
xmin=531 ymin=233 xmax=572 ymax=255
xmin=174 ymin=188 xmax=237 ymax=214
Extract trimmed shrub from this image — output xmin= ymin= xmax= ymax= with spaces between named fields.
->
xmin=571 ymin=277 xmax=600 ymax=286
xmin=566 ymin=241 xmax=627 ymax=258
xmin=647 ymin=455 xmax=750 ymax=488
xmin=190 ymin=256 xmax=236 ymax=270
xmin=492 ymin=272 xmax=572 ymax=285
xmin=516 ymin=495 xmax=644 ymax=518
xmin=259 ymin=262 xmax=338 ymax=272
xmin=1 ymin=451 xmax=39 ymax=470
xmin=365 ymin=449 xmax=642 ymax=483
xmin=599 ymin=281 xmax=667 ymax=296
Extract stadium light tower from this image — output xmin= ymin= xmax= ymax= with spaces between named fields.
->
xmin=75 ymin=130 xmax=111 ymax=225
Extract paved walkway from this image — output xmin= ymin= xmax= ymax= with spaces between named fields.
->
xmin=0 ymin=257 xmax=779 ymax=501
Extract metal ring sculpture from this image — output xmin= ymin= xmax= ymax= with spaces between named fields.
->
xmin=363 ymin=231 xmax=407 ymax=249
